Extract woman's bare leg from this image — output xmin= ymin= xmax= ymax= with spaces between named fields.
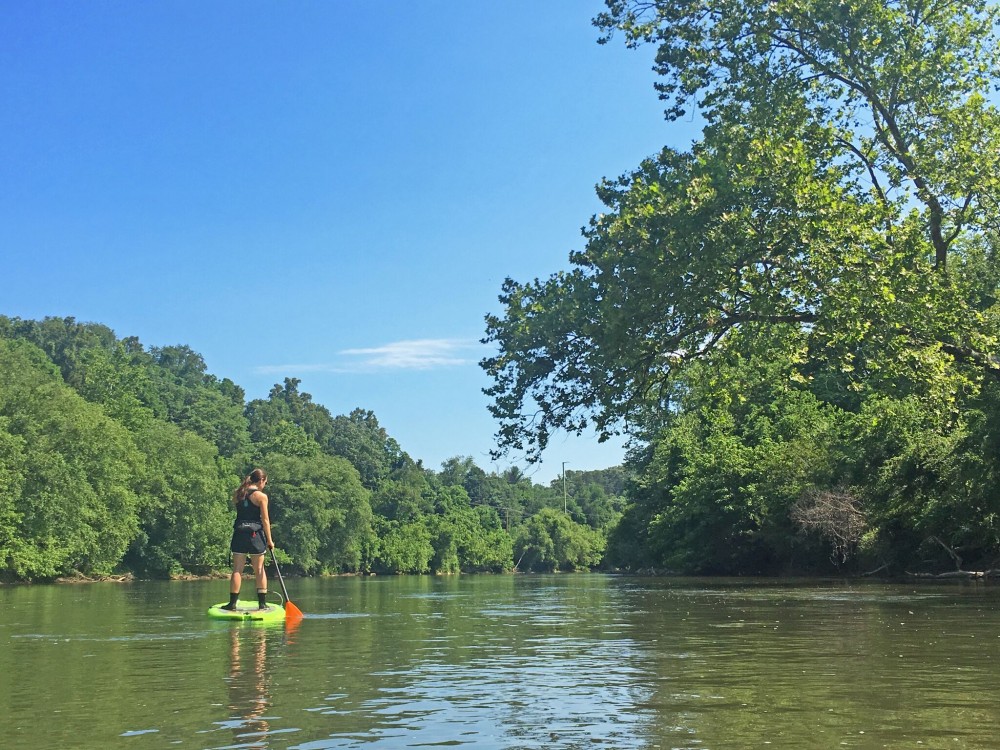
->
xmin=231 ymin=552 xmax=247 ymax=595
xmin=251 ymin=553 xmax=268 ymax=607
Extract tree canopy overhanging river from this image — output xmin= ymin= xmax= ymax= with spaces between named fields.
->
xmin=2 ymin=574 xmax=998 ymax=749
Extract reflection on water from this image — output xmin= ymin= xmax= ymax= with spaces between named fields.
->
xmin=219 ymin=626 xmax=274 ymax=747
xmin=291 ymin=582 xmax=654 ymax=749
xmin=331 ymin=588 xmax=654 ymax=749
xmin=0 ymin=576 xmax=998 ymax=749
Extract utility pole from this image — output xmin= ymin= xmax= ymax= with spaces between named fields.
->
xmin=562 ymin=461 xmax=569 ymax=514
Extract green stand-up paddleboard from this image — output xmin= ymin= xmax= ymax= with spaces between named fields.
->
xmin=207 ymin=601 xmax=287 ymax=622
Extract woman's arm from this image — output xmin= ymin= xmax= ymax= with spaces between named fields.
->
xmin=254 ymin=491 xmax=275 ymax=550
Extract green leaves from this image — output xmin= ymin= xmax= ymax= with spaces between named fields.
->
xmin=513 ymin=508 xmax=606 ymax=572
xmin=483 ymin=2 xmax=1000 ymax=572
xmin=0 ymin=314 xmax=626 ymax=580
xmin=265 ymin=452 xmax=373 ymax=574
xmin=126 ymin=422 xmax=233 ymax=577
xmin=0 ymin=339 xmax=141 ymax=579
xmin=487 ymin=0 xmax=1000 ymax=462
xmin=598 ymin=0 xmax=1000 ymax=269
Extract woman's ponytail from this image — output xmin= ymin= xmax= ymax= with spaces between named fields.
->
xmin=232 ymin=468 xmax=267 ymax=505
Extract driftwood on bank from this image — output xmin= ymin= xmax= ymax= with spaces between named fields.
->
xmin=905 ymin=537 xmax=1000 ymax=579
xmin=906 ymin=569 xmax=1000 ymax=579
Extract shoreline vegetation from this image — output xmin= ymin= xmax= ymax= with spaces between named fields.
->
xmin=26 ymin=567 xmax=1000 ymax=587
xmin=0 ymin=316 xmax=623 ymax=584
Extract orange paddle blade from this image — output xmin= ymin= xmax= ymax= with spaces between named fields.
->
xmin=284 ymin=600 xmax=304 ymax=621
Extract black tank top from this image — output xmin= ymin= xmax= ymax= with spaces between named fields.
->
xmin=235 ymin=489 xmax=263 ymax=527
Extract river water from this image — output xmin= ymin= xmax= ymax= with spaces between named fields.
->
xmin=1 ymin=575 xmax=997 ymax=749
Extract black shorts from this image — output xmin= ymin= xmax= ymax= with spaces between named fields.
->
xmin=230 ymin=526 xmax=266 ymax=555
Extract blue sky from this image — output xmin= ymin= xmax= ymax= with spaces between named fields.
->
xmin=3 ymin=1 xmax=701 ymax=485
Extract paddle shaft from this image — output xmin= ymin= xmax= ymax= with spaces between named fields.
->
xmin=268 ymin=548 xmax=292 ymax=605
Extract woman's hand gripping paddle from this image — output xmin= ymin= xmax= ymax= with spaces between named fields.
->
xmin=269 ymin=548 xmax=304 ymax=623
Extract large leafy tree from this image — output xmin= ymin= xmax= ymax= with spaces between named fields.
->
xmin=513 ymin=508 xmax=606 ymax=572
xmin=0 ymin=339 xmax=141 ymax=579
xmin=328 ymin=408 xmax=410 ymax=489
xmin=483 ymin=0 xmax=1000 ymax=461
xmin=263 ymin=452 xmax=374 ymax=574
xmin=144 ymin=345 xmax=250 ymax=459
xmin=246 ymin=378 xmax=336 ymax=449
xmin=125 ymin=422 xmax=234 ymax=577
xmin=596 ymin=0 xmax=1000 ymax=271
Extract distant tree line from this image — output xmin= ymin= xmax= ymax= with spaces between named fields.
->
xmin=0 ymin=316 xmax=623 ymax=581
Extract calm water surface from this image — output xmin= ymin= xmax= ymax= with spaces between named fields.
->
xmin=1 ymin=575 xmax=997 ymax=749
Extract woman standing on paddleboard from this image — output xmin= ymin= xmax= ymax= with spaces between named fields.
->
xmin=222 ymin=468 xmax=275 ymax=610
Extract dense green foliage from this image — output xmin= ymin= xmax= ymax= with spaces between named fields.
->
xmin=0 ymin=316 xmax=620 ymax=581
xmin=483 ymin=0 xmax=1000 ymax=575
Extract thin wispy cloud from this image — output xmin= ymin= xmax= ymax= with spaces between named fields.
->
xmin=340 ymin=338 xmax=480 ymax=370
xmin=254 ymin=338 xmax=483 ymax=375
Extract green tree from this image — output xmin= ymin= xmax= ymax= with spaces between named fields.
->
xmin=372 ymin=464 xmax=436 ymax=522
xmin=0 ymin=339 xmax=141 ymax=579
xmin=371 ymin=517 xmax=434 ymax=574
xmin=0 ymin=317 xmax=118 ymax=379
xmin=328 ymin=408 xmax=409 ymax=489
xmin=596 ymin=0 xmax=1000 ymax=272
xmin=436 ymin=456 xmax=530 ymax=522
xmin=427 ymin=487 xmax=514 ymax=573
xmin=484 ymin=0 xmax=1000 ymax=461
xmin=461 ymin=505 xmax=514 ymax=572
xmin=263 ymin=452 xmax=374 ymax=574
xmin=145 ymin=345 xmax=251 ymax=459
xmin=68 ymin=345 xmax=156 ymax=432
xmin=513 ymin=508 xmax=606 ymax=572
xmin=247 ymin=378 xmax=335 ymax=449
xmin=252 ymin=419 xmax=323 ymax=460
xmin=847 ymin=393 xmax=1000 ymax=572
xmin=438 ymin=456 xmax=489 ymax=502
xmin=573 ymin=482 xmax=625 ymax=530
xmin=125 ymin=422 xmax=234 ymax=577
xmin=0 ymin=421 xmax=29 ymax=578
